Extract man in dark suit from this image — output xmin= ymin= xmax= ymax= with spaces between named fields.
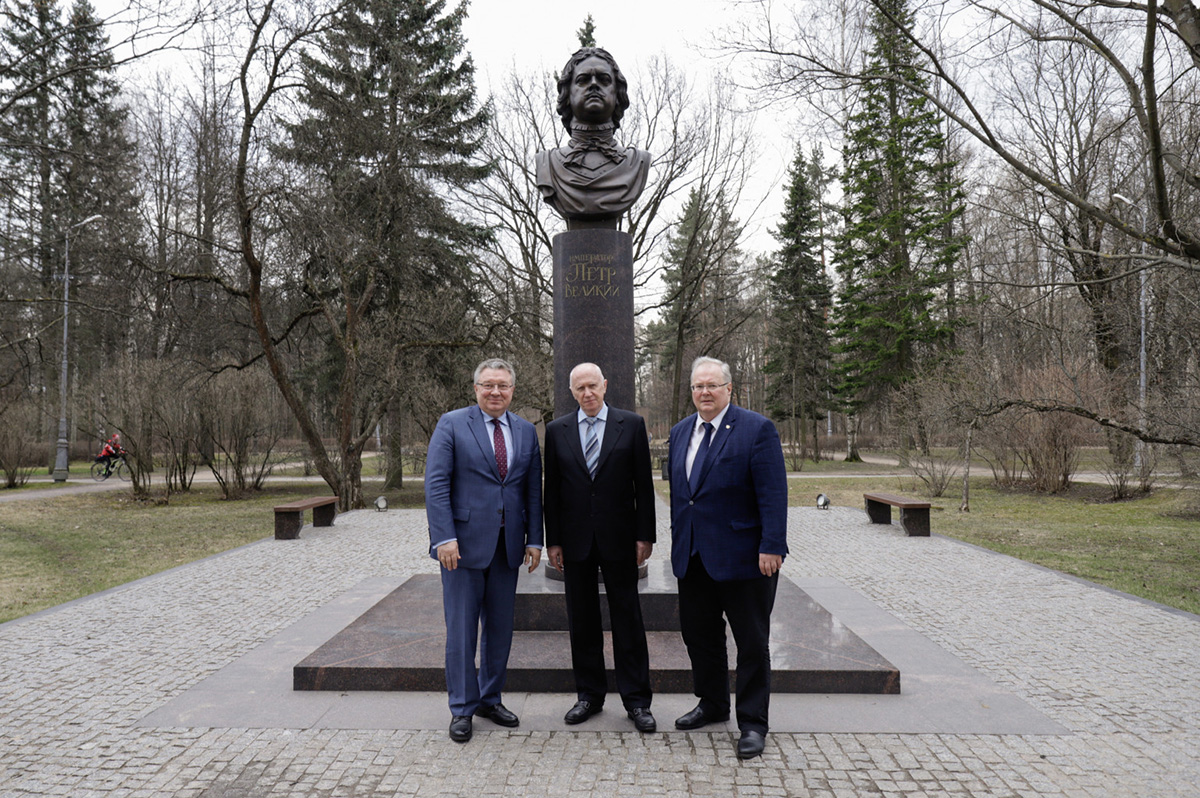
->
xmin=544 ymin=362 xmax=656 ymax=732
xmin=667 ymin=356 xmax=788 ymax=760
xmin=425 ymin=358 xmax=543 ymax=743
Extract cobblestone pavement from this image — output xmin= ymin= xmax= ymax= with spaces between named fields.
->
xmin=1 ymin=502 xmax=1197 ymax=797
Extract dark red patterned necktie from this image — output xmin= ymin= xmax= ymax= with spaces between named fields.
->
xmin=492 ymin=418 xmax=507 ymax=480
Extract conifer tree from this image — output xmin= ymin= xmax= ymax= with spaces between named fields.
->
xmin=764 ymin=143 xmax=832 ymax=460
xmin=280 ymin=0 xmax=489 ymax=286
xmin=2 ymin=0 xmax=137 ymax=457
xmin=645 ymin=187 xmax=747 ymax=419
xmin=1 ymin=0 xmax=135 ymax=293
xmin=831 ymin=0 xmax=967 ymax=442
xmin=274 ymin=0 xmax=490 ymax=507
xmin=60 ymin=0 xmax=136 ymax=223
xmin=60 ymin=0 xmax=139 ymax=297
xmin=576 ymin=14 xmax=597 ymax=47
xmin=1 ymin=0 xmax=64 ymax=284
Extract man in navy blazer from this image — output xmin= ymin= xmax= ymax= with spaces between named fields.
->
xmin=425 ymin=358 xmax=543 ymax=743
xmin=667 ymin=356 xmax=788 ymax=760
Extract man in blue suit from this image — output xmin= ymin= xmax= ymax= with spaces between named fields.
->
xmin=667 ymin=356 xmax=788 ymax=760
xmin=426 ymin=358 xmax=543 ymax=743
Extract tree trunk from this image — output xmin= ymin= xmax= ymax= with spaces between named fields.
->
xmin=960 ymin=422 xmax=973 ymax=512
xmin=846 ymin=413 xmax=862 ymax=462
xmin=384 ymin=395 xmax=404 ymax=490
xmin=670 ymin=330 xmax=686 ymax=422
xmin=341 ymin=444 xmax=364 ymax=510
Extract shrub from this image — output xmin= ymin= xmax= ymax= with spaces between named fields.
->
xmin=898 ymin=450 xmax=959 ymax=497
xmin=0 ymin=398 xmax=43 ymax=488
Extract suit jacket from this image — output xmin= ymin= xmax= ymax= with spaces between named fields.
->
xmin=667 ymin=404 xmax=788 ymax=581
xmin=425 ymin=405 xmax=543 ymax=570
xmin=544 ymin=406 xmax=655 ymax=562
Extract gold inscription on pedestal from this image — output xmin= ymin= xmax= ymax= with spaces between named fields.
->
xmin=563 ymin=254 xmax=619 ymax=299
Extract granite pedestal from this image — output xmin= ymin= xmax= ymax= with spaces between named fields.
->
xmin=540 ymin=560 xmax=649 ymax=584
xmin=294 ymin=561 xmax=900 ymax=694
xmin=552 ymin=229 xmax=635 ymax=416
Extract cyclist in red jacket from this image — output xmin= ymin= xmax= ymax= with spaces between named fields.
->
xmin=97 ymin=433 xmax=125 ymax=476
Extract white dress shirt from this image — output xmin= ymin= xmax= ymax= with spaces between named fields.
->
xmin=686 ymin=404 xmax=730 ymax=480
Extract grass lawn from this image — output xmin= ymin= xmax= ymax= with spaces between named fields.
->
xmin=2 ymin=460 xmax=101 ymax=490
xmin=786 ymin=477 xmax=1200 ymax=616
xmin=2 ymin=478 xmax=81 ymax=492
xmin=654 ymin=475 xmax=1200 ymax=615
xmin=0 ymin=482 xmax=426 ymax=623
xmin=783 ymin=457 xmax=906 ymax=475
xmin=785 ymin=446 xmax=1125 ymax=475
xmin=5 ymin=469 xmax=1196 ymax=624
xmin=268 ymin=452 xmax=426 ymax=479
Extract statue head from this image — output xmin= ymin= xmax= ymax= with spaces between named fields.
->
xmin=555 ymin=47 xmax=630 ymax=132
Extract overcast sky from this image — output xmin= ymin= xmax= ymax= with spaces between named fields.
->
xmin=460 ymin=0 xmax=733 ymax=83
xmin=102 ymin=0 xmax=793 ymax=257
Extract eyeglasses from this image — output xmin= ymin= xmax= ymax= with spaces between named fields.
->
xmin=476 ymin=382 xmax=513 ymax=392
xmin=691 ymin=382 xmax=729 ymax=393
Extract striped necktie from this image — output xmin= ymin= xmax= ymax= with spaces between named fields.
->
xmin=584 ymin=416 xmax=599 ymax=479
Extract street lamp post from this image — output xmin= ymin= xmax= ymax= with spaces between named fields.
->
xmin=1112 ymin=193 xmax=1147 ymax=472
xmin=52 ymin=214 xmax=103 ymax=482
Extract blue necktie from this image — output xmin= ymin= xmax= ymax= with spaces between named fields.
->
xmin=584 ymin=417 xmax=599 ymax=479
xmin=689 ymin=421 xmax=713 ymax=493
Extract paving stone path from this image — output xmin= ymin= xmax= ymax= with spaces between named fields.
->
xmin=1 ymin=500 xmax=1197 ymax=797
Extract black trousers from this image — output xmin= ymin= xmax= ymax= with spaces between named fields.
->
xmin=562 ymin=541 xmax=652 ymax=709
xmin=678 ymin=553 xmax=778 ymax=734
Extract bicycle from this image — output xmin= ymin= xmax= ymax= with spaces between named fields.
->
xmin=91 ymin=455 xmax=131 ymax=482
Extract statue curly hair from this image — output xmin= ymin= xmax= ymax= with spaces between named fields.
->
xmin=555 ymin=47 xmax=631 ymax=132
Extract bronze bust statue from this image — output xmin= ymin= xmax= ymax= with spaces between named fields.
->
xmin=535 ymin=48 xmax=651 ymax=228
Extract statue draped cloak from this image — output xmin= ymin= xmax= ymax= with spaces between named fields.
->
xmin=535 ymin=134 xmax=651 ymax=221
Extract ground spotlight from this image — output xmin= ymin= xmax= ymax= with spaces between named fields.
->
xmin=374 ymin=496 xmax=388 ymax=512
xmin=816 ymin=493 xmax=830 ymax=510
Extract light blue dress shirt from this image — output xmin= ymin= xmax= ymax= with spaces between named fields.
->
xmin=577 ymin=403 xmax=609 ymax=452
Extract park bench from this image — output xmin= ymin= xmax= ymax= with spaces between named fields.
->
xmin=863 ymin=492 xmax=931 ymax=537
xmin=274 ymin=496 xmax=338 ymax=540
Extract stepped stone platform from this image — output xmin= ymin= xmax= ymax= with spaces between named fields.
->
xmin=294 ymin=561 xmax=900 ymax=695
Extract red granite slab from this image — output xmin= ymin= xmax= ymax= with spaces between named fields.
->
xmin=294 ymin=570 xmax=900 ymax=694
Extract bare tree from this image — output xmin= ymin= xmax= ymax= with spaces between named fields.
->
xmin=729 ymin=0 xmax=1200 ymax=451
xmin=729 ymin=0 xmax=1199 ymax=262
xmin=0 ymin=394 xmax=43 ymax=487
xmin=194 ymin=366 xmax=290 ymax=498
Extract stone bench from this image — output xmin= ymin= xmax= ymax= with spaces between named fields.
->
xmin=274 ymin=496 xmax=338 ymax=540
xmin=863 ymin=492 xmax=931 ymax=537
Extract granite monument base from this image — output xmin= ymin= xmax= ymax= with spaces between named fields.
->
xmin=552 ymin=228 xmax=635 ymax=416
xmin=294 ymin=561 xmax=900 ymax=695
xmin=540 ymin=561 xmax=649 ymax=583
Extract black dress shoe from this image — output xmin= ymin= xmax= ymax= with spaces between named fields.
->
xmin=737 ymin=729 xmax=766 ymax=760
xmin=674 ymin=704 xmax=730 ymax=730
xmin=627 ymin=707 xmax=657 ymax=733
xmin=564 ymin=699 xmax=603 ymax=725
xmin=449 ymin=715 xmax=473 ymax=743
xmin=475 ymin=702 xmax=519 ymax=727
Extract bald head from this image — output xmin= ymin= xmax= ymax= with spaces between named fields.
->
xmin=569 ymin=363 xmax=607 ymax=416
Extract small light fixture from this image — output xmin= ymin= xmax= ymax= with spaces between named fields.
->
xmin=374 ymin=496 xmax=388 ymax=512
xmin=816 ymin=494 xmax=830 ymax=510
